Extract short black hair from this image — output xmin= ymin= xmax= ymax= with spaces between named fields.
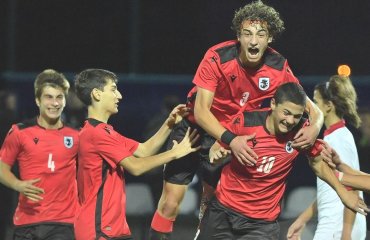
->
xmin=74 ymin=69 xmax=117 ymax=106
xmin=274 ymin=82 xmax=306 ymax=107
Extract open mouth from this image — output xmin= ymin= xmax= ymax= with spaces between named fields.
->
xmin=248 ymin=48 xmax=259 ymax=56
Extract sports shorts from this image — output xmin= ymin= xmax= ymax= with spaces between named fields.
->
xmin=195 ymin=198 xmax=280 ymax=240
xmin=13 ymin=223 xmax=75 ymax=240
xmin=163 ymin=118 xmax=230 ymax=187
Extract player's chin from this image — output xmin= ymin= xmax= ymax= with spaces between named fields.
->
xmin=111 ymin=108 xmax=119 ymax=114
xmin=46 ymin=112 xmax=62 ymax=120
xmin=278 ymin=124 xmax=290 ymax=133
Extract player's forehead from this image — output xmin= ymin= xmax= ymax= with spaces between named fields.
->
xmin=240 ymin=19 xmax=269 ymax=32
xmin=278 ymin=101 xmax=305 ymax=114
xmin=104 ymin=78 xmax=117 ymax=88
xmin=40 ymin=85 xmax=65 ymax=96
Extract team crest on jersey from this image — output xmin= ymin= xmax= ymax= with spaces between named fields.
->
xmin=239 ymin=92 xmax=250 ymax=106
xmin=64 ymin=136 xmax=73 ymax=148
xmin=258 ymin=77 xmax=270 ymax=90
xmin=285 ymin=141 xmax=294 ymax=153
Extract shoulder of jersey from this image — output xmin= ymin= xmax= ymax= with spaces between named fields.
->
xmin=210 ymin=42 xmax=287 ymax=71
xmin=15 ymin=118 xmax=38 ymax=130
xmin=264 ymin=48 xmax=287 ymax=71
xmin=242 ymin=110 xmax=269 ymax=127
xmin=209 ymin=40 xmax=239 ymax=64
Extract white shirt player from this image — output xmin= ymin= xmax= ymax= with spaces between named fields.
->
xmin=314 ymin=124 xmax=366 ymax=240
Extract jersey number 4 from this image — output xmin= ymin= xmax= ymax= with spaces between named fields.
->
xmin=256 ymin=156 xmax=275 ymax=174
xmin=48 ymin=153 xmax=55 ymax=172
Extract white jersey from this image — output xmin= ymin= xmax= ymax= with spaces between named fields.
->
xmin=314 ymin=121 xmax=366 ymax=240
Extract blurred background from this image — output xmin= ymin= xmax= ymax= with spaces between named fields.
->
xmin=1 ymin=0 xmax=370 ymax=239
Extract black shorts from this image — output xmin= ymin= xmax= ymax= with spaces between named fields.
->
xmin=195 ymin=198 xmax=280 ymax=240
xmin=163 ymin=118 xmax=230 ymax=187
xmin=13 ymin=223 xmax=75 ymax=240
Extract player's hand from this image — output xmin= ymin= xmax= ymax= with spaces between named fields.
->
xmin=287 ymin=219 xmax=305 ymax=240
xmin=339 ymin=190 xmax=369 ymax=216
xmin=292 ymin=124 xmax=320 ymax=150
xmin=229 ymin=134 xmax=258 ymax=166
xmin=320 ymin=142 xmax=342 ymax=169
xmin=209 ymin=142 xmax=231 ymax=165
xmin=171 ymin=128 xmax=200 ymax=159
xmin=14 ymin=178 xmax=44 ymax=202
xmin=319 ymin=142 xmax=337 ymax=169
xmin=166 ymin=104 xmax=190 ymax=128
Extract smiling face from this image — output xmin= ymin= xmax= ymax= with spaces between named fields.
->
xmin=238 ymin=20 xmax=272 ymax=68
xmin=36 ymin=86 xmax=66 ymax=123
xmin=99 ymin=78 xmax=122 ymax=115
xmin=270 ymin=98 xmax=305 ymax=135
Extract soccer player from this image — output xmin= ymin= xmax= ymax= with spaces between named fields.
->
xmin=287 ymin=75 xmax=366 ymax=240
xmin=195 ymin=82 xmax=368 ymax=239
xmin=73 ymin=69 xmax=200 ymax=240
xmin=0 ymin=69 xmax=79 ymax=240
xmin=149 ymin=1 xmax=324 ymax=238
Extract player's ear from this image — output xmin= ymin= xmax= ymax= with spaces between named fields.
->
xmin=91 ymin=88 xmax=101 ymax=102
xmin=326 ymin=100 xmax=334 ymax=113
xmin=268 ymin=36 xmax=273 ymax=43
xmin=35 ymin=98 xmax=40 ymax=107
xmin=270 ymin=98 xmax=276 ymax=110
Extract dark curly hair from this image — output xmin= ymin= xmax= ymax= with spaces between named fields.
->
xmin=232 ymin=0 xmax=285 ymax=41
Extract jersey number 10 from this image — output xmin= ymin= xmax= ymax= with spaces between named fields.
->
xmin=256 ymin=156 xmax=275 ymax=174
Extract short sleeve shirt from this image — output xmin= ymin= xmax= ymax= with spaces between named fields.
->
xmin=0 ymin=118 xmax=79 ymax=226
xmin=74 ymin=119 xmax=139 ymax=240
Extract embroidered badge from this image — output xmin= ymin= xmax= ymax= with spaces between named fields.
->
xmin=258 ymin=77 xmax=270 ymax=90
xmin=64 ymin=136 xmax=73 ymax=148
xmin=285 ymin=141 xmax=293 ymax=153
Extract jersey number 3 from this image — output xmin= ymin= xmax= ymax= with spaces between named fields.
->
xmin=48 ymin=153 xmax=55 ymax=172
xmin=256 ymin=156 xmax=275 ymax=174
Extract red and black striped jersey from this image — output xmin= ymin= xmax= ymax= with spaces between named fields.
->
xmin=216 ymin=110 xmax=320 ymax=221
xmin=75 ymin=118 xmax=138 ymax=240
xmin=0 ymin=117 xmax=79 ymax=226
xmin=186 ymin=40 xmax=299 ymax=125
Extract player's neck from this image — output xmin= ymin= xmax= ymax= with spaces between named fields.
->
xmin=88 ymin=105 xmax=110 ymax=123
xmin=324 ymin=113 xmax=342 ymax=129
xmin=37 ymin=116 xmax=63 ymax=129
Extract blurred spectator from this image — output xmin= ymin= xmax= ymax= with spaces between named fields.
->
xmin=143 ymin=94 xmax=181 ymax=139
xmin=0 ymin=91 xmax=19 ymax=143
xmin=63 ymin=86 xmax=86 ymax=128
xmin=0 ymin=90 xmax=20 ymax=240
xmin=129 ymin=94 xmax=181 ymax=205
xmin=358 ymin=108 xmax=370 ymax=154
xmin=356 ymin=107 xmax=370 ymax=231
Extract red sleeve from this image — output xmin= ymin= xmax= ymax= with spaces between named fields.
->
xmin=192 ymin=50 xmax=220 ymax=92
xmin=305 ymin=139 xmax=325 ymax=158
xmin=284 ymin=60 xmax=300 ymax=84
xmin=95 ymin=128 xmax=139 ymax=169
xmin=0 ymin=125 xmax=21 ymax=166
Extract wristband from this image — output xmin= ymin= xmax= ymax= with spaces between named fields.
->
xmin=221 ymin=130 xmax=237 ymax=146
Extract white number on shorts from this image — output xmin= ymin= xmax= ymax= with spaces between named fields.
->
xmin=48 ymin=153 xmax=55 ymax=172
xmin=256 ymin=156 xmax=275 ymax=173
